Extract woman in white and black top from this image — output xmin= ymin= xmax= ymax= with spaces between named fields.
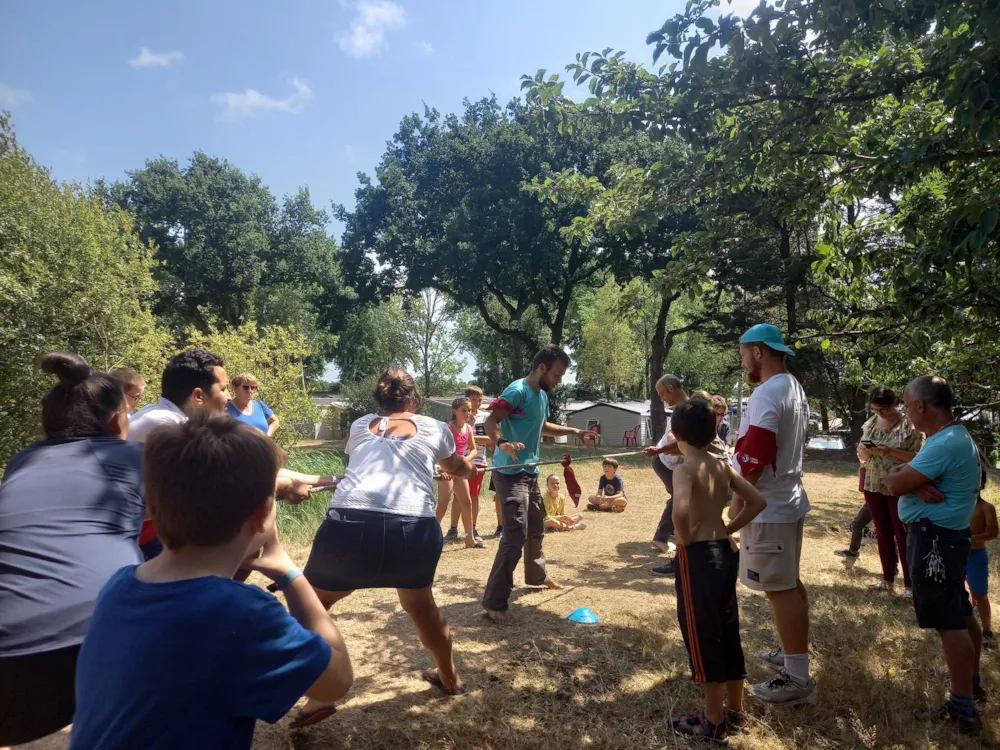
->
xmin=298 ymin=368 xmax=476 ymax=726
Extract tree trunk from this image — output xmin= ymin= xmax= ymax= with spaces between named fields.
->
xmin=848 ymin=386 xmax=868 ymax=446
xmin=820 ymin=399 xmax=830 ymax=432
xmin=779 ymin=223 xmax=797 ymax=334
xmin=649 ymin=294 xmax=672 ymax=441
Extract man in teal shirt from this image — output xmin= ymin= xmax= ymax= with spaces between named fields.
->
xmin=885 ymin=376 xmax=984 ymax=734
xmin=482 ymin=345 xmax=597 ymax=625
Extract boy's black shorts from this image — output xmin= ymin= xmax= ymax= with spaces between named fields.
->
xmin=907 ymin=519 xmax=973 ymax=630
xmin=675 ymin=540 xmax=746 ymax=683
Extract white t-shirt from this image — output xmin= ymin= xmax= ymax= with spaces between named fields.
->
xmin=332 ymin=414 xmax=457 ymax=518
xmin=732 ymin=373 xmax=811 ymax=523
xmin=657 ymin=415 xmax=682 ymax=468
xmin=127 ymin=398 xmax=187 ymax=443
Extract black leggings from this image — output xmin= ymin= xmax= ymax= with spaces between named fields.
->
xmin=0 ymin=644 xmax=80 ymax=745
xmin=652 ymin=458 xmax=675 ymax=542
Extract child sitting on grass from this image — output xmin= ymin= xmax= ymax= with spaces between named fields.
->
xmin=69 ymin=414 xmax=353 ymax=750
xmin=587 ymin=458 xmax=628 ymax=512
xmin=969 ymin=468 xmax=999 ymax=650
xmin=667 ymin=397 xmax=767 ymax=744
xmin=543 ymin=474 xmax=586 ymax=531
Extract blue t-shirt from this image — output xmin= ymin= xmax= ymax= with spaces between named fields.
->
xmin=226 ymin=399 xmax=274 ymax=434
xmin=0 ymin=437 xmax=144 ymax=656
xmin=898 ymin=425 xmax=981 ymax=531
xmin=491 ymin=379 xmax=549 ymax=475
xmin=70 ymin=567 xmax=331 ymax=750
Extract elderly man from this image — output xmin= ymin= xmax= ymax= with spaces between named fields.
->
xmin=643 ymin=375 xmax=689 ymax=575
xmin=885 ymin=376 xmax=984 ymax=734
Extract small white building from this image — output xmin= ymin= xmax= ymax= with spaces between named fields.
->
xmin=564 ymin=401 xmax=663 ymax=446
xmin=311 ymin=396 xmax=347 ymax=440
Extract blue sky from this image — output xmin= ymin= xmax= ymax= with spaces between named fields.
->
xmin=1 ymin=0 xmax=754 ymax=382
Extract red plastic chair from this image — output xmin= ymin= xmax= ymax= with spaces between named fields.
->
xmin=622 ymin=425 xmax=640 ymax=447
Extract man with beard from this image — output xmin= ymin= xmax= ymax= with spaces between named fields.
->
xmin=482 ymin=345 xmax=598 ymax=625
xmin=729 ymin=325 xmax=815 ymax=704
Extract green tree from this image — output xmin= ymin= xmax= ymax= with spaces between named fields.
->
xmin=334 ymin=298 xmax=415 ymax=383
xmin=402 ymin=289 xmax=466 ymax=397
xmin=0 ymin=114 xmax=169 ymax=465
xmin=575 ymin=279 xmax=643 ymax=400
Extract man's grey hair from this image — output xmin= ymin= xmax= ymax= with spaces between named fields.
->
xmin=657 ymin=374 xmax=683 ymax=389
xmin=905 ymin=375 xmax=953 ymax=412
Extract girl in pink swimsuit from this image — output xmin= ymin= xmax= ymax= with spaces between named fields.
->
xmin=435 ymin=397 xmax=483 ymax=548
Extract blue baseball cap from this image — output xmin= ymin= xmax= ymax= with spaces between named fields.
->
xmin=739 ymin=324 xmax=795 ymax=356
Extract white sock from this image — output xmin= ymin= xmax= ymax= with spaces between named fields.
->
xmin=783 ymin=652 xmax=810 ymax=684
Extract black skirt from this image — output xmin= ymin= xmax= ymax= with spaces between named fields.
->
xmin=304 ymin=508 xmax=443 ymax=591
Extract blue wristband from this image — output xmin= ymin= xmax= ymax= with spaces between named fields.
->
xmin=266 ymin=567 xmax=302 ymax=593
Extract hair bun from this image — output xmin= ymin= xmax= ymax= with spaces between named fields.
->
xmin=41 ymin=352 xmax=93 ymax=386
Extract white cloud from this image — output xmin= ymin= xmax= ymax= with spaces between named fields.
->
xmin=344 ymin=144 xmax=356 ymax=161
xmin=338 ymin=1 xmax=405 ymax=58
xmin=413 ymin=40 xmax=433 ymax=54
xmin=0 ymin=83 xmax=32 ymax=107
xmin=129 ymin=47 xmax=185 ymax=69
xmin=210 ymin=78 xmax=313 ymax=120
xmin=719 ymin=0 xmax=761 ymax=18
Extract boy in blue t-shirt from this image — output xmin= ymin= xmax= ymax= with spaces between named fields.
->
xmin=70 ymin=414 xmax=353 ymax=750
xmin=587 ymin=458 xmax=628 ymax=512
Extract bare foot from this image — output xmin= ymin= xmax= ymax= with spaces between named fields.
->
xmin=485 ymin=608 xmax=508 ymax=625
xmin=544 ymin=578 xmax=564 ymax=590
xmin=651 ymin=540 xmax=670 ymax=553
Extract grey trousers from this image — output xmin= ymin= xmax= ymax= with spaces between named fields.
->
xmin=482 ymin=471 xmax=548 ymax=611
xmin=849 ymin=502 xmax=872 ymax=553
xmin=651 ymin=457 xmax=675 ymax=543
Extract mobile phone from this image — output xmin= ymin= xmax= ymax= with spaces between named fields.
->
xmin=861 ymin=440 xmax=877 ymax=448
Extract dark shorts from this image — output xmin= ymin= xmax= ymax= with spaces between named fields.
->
xmin=675 ymin=540 xmax=745 ymax=683
xmin=907 ymin=519 xmax=973 ymax=630
xmin=488 ymin=473 xmax=495 ymax=494
xmin=0 ymin=644 xmax=80 ymax=745
xmin=304 ymin=508 xmax=443 ymax=591
xmin=967 ymin=547 xmax=990 ymax=596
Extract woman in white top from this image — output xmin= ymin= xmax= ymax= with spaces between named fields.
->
xmin=297 ymin=368 xmax=476 ymax=726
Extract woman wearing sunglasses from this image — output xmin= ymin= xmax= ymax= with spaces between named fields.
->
xmin=226 ymin=372 xmax=280 ymax=437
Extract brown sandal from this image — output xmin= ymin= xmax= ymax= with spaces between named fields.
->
xmin=422 ymin=667 xmax=466 ymax=696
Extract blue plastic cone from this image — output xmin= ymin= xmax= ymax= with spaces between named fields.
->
xmin=567 ymin=607 xmax=600 ymax=624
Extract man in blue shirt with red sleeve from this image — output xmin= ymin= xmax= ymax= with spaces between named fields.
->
xmin=481 ymin=345 xmax=597 ymax=625
xmin=885 ymin=375 xmax=984 ymax=734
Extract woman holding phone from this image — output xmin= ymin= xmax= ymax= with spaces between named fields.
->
xmin=857 ymin=386 xmax=924 ymax=597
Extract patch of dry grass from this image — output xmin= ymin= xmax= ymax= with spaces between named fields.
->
xmin=19 ymin=454 xmax=1000 ymax=750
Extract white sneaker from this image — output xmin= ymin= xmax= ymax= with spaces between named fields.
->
xmin=751 ymin=671 xmax=817 ymax=705
xmin=903 ymin=588 xmax=913 ymax=600
xmin=667 ymin=540 xmax=677 ymax=553
xmin=759 ymin=645 xmax=785 ymax=668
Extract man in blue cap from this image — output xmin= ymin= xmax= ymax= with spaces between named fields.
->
xmin=729 ymin=324 xmax=815 ymax=704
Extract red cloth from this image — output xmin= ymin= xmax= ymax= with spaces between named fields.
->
xmin=735 ymin=425 xmax=778 ymax=475
xmin=561 ymin=453 xmax=582 ymax=507
xmin=138 ymin=519 xmax=157 ymax=546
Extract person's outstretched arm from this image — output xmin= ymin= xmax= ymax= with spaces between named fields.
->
xmin=251 ymin=534 xmax=353 ymax=703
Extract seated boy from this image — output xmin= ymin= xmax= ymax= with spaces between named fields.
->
xmin=969 ymin=469 xmax=999 ymax=650
xmin=667 ymin=397 xmax=768 ymax=743
xmin=69 ymin=414 xmax=353 ymax=750
xmin=587 ymin=458 xmax=628 ymax=512
xmin=543 ymin=473 xmax=586 ymax=531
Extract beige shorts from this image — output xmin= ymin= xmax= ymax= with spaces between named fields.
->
xmin=739 ymin=519 xmax=804 ymax=592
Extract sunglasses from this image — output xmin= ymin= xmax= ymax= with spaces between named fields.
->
xmin=241 ymin=385 xmax=258 ymax=391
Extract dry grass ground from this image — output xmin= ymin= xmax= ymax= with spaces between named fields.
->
xmin=18 ymin=452 xmax=1000 ymax=750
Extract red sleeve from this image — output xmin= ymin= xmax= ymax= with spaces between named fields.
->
xmin=488 ymin=398 xmax=526 ymax=417
xmin=735 ymin=425 xmax=778 ymax=474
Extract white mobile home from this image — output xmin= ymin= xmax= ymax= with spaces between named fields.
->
xmin=564 ymin=401 xmax=662 ymax=447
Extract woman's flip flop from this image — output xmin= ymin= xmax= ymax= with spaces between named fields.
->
xmin=422 ymin=667 xmax=466 ymax=696
xmin=289 ymin=704 xmax=337 ymax=728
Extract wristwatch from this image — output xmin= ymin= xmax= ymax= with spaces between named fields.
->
xmin=497 ymin=438 xmax=509 ymax=447
xmin=266 ymin=566 xmax=303 ymax=593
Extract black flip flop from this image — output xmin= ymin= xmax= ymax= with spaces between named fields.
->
xmin=422 ymin=667 xmax=466 ymax=696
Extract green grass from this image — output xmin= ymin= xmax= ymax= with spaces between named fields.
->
xmin=279 ymin=449 xmax=347 ymax=544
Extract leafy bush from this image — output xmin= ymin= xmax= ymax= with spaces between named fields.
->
xmin=0 ymin=115 xmax=169 ymax=466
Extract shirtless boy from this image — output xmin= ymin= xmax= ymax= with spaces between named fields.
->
xmin=667 ymin=397 xmax=768 ymax=744
xmin=969 ymin=469 xmax=999 ymax=650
